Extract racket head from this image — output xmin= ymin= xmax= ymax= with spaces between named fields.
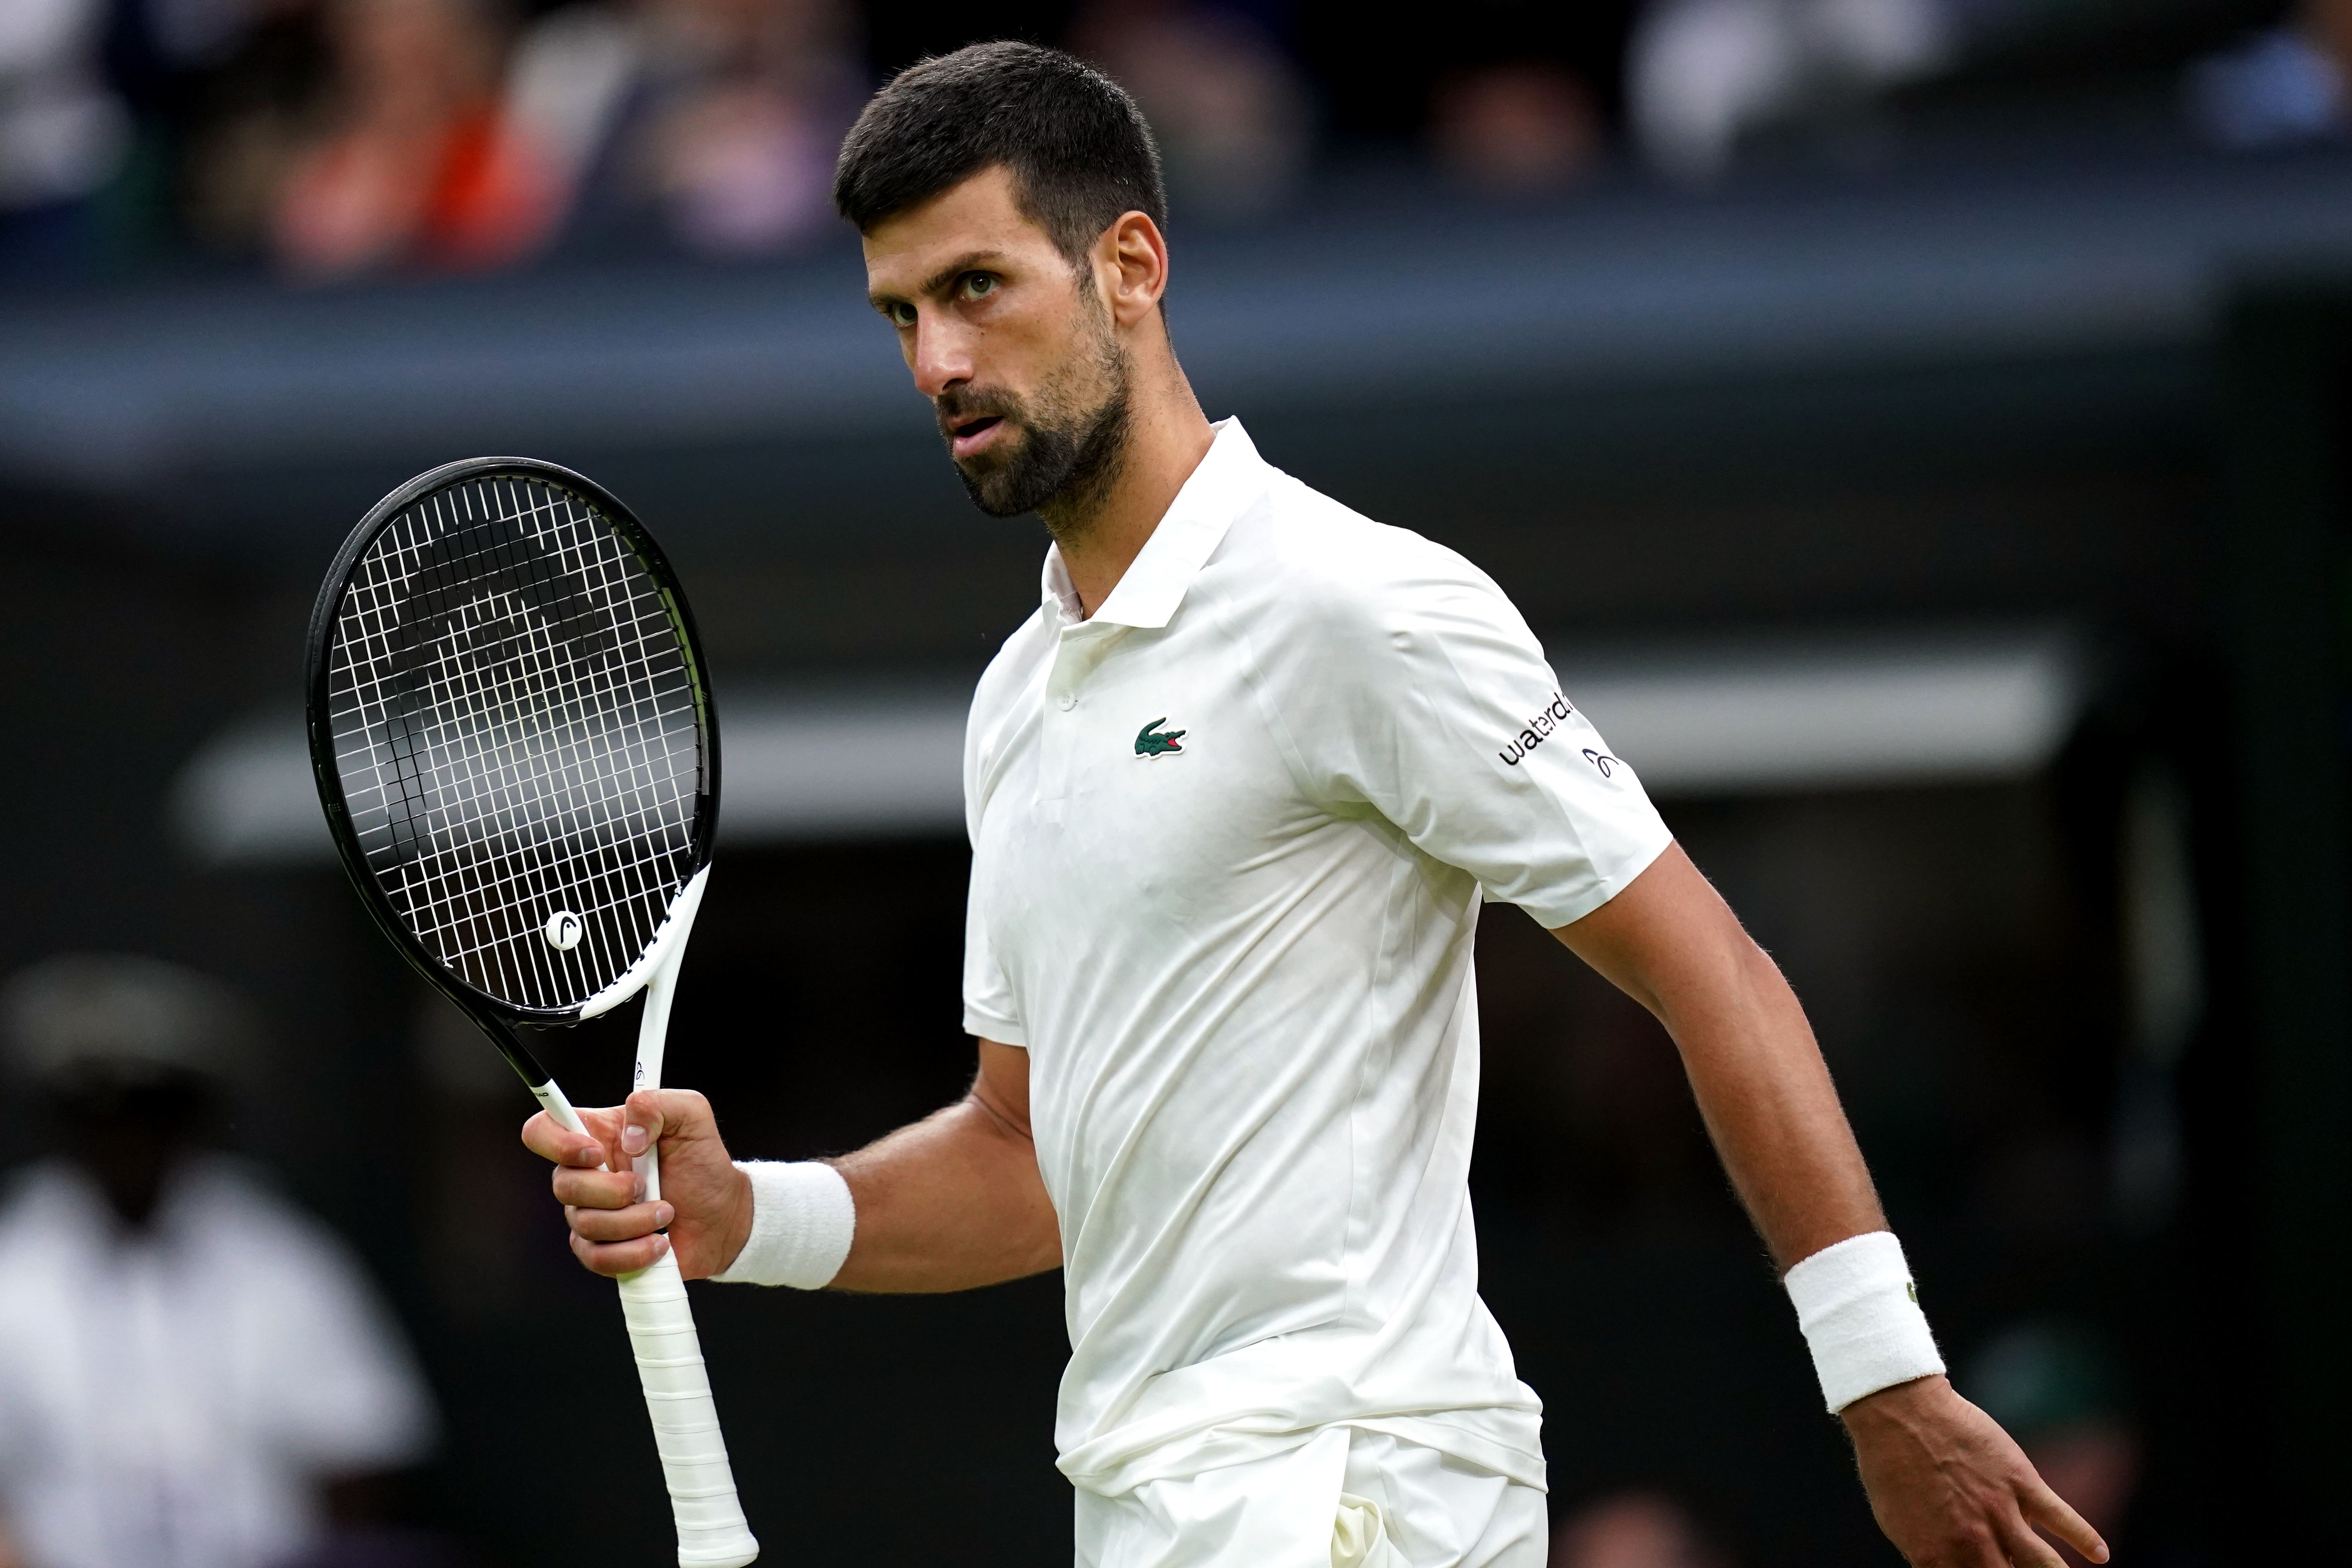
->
xmin=305 ymin=457 xmax=719 ymax=1027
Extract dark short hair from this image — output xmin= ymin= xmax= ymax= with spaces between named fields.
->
xmin=833 ymin=41 xmax=1168 ymax=264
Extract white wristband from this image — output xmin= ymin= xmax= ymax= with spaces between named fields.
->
xmin=1782 ymin=1230 xmax=1945 ymax=1414
xmin=709 ymin=1160 xmax=855 ymax=1289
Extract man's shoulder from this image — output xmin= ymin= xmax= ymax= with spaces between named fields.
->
xmin=1223 ymin=471 xmax=1503 ymax=628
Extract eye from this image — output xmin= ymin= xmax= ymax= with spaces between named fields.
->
xmin=884 ymin=301 xmax=916 ymax=327
xmin=962 ymin=273 xmax=998 ymax=299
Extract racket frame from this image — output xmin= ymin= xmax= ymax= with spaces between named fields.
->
xmin=303 ymin=456 xmax=722 ymax=1081
xmin=304 ymin=457 xmax=758 ymax=1568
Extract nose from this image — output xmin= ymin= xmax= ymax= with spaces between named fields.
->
xmin=909 ymin=313 xmax=973 ymax=401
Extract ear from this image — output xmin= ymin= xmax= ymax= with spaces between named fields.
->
xmin=1096 ymin=210 xmax=1170 ymax=330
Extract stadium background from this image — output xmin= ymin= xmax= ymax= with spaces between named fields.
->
xmin=4 ymin=1 xmax=2349 ymax=1563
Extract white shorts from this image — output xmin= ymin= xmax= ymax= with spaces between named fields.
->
xmin=1073 ymin=1426 xmax=1547 ymax=1568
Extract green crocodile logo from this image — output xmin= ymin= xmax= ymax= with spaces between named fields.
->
xmin=1134 ymin=718 xmax=1186 ymax=757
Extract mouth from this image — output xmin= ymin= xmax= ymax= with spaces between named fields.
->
xmin=949 ymin=414 xmax=1006 ymax=460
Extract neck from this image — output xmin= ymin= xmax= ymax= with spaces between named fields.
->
xmin=1040 ymin=350 xmax=1216 ymax=618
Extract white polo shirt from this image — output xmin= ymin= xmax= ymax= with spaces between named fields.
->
xmin=962 ymin=419 xmax=1671 ymax=1499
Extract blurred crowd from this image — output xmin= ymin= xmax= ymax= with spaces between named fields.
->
xmin=0 ymin=0 xmax=2338 ymax=285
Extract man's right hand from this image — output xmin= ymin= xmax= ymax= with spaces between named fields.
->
xmin=521 ymin=1088 xmax=753 ymax=1280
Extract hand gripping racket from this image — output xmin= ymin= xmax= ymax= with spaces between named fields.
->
xmin=305 ymin=457 xmax=757 ymax=1568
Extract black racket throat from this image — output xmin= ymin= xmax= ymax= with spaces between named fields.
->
xmin=471 ymin=1009 xmax=554 ymax=1089
xmin=305 ymin=456 xmax=721 ymax=1069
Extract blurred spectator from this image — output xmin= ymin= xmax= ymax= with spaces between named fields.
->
xmin=1552 ymin=1490 xmax=1734 ymax=1568
xmin=499 ymin=0 xmax=861 ymax=261
xmin=0 ymin=955 xmax=439 ymax=1568
xmin=0 ymin=0 xmax=131 ymax=272
xmin=1627 ymin=0 xmax=1950 ymax=181
xmin=140 ymin=0 xmax=335 ymax=258
xmin=270 ymin=0 xmax=545 ymax=281
xmin=1432 ymin=60 xmax=1605 ymax=192
xmin=2189 ymin=1 xmax=2352 ymax=150
xmin=1071 ymin=0 xmax=1310 ymax=222
xmin=1963 ymin=1319 xmax=2138 ymax=1568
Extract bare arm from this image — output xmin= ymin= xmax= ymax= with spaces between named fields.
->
xmin=1555 ymin=844 xmax=2107 ymax=1568
xmin=829 ymin=1039 xmax=1060 ymax=1292
xmin=1552 ymin=842 xmax=1880 ymax=1269
xmin=520 ymin=1039 xmax=1059 ymax=1292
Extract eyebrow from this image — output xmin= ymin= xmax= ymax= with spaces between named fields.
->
xmin=869 ymin=250 xmax=1009 ymax=313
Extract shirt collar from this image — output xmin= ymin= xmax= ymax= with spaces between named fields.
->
xmin=1038 ymin=417 xmax=1265 ymax=631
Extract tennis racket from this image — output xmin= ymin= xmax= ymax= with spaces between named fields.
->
xmin=304 ymin=457 xmax=757 ymax=1568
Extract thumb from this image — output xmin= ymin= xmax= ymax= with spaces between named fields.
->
xmin=619 ymin=1090 xmax=665 ymax=1159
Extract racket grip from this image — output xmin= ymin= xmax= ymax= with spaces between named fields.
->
xmin=619 ymin=1250 xmax=760 ymax=1567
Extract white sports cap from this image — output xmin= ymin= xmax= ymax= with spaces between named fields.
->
xmin=0 ymin=954 xmax=250 ymax=1083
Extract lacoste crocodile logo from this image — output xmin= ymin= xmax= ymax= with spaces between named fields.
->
xmin=1134 ymin=718 xmax=1187 ymax=757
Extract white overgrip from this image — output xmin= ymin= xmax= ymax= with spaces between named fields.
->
xmin=531 ymin=1072 xmax=756 ymax=1564
xmin=621 ymin=881 xmax=755 ymax=1567
xmin=620 ymin=1249 xmax=760 ymax=1567
xmin=530 ymin=1078 xmax=590 ymax=1137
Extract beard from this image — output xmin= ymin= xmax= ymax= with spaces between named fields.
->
xmin=935 ymin=317 xmax=1132 ymax=525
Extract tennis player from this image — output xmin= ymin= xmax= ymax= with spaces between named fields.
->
xmin=526 ymin=42 xmax=2108 ymax=1568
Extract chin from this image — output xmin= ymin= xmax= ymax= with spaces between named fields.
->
xmin=953 ymin=454 xmax=1027 ymax=514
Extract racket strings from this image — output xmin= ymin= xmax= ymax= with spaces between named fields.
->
xmin=326 ymin=475 xmax=704 ymax=1011
xmin=352 ymin=486 xmax=690 ymax=1002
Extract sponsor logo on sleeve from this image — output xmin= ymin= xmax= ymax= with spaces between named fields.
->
xmin=1497 ymin=693 xmax=1573 ymax=766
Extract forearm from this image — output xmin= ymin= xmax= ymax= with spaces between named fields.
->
xmin=1660 ymin=935 xmax=1884 ymax=1270
xmin=828 ymin=1090 xmax=1061 ymax=1293
xmin=1555 ymin=845 xmax=1881 ymax=1270
xmin=1557 ymin=848 xmax=2107 ymax=1564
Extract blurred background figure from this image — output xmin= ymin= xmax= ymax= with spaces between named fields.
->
xmin=0 ymin=955 xmax=441 ymax=1568
xmin=1432 ymin=59 xmax=1606 ymax=193
xmin=1071 ymin=0 xmax=1310 ymax=222
xmin=499 ymin=0 xmax=862 ymax=261
xmin=141 ymin=0 xmax=336 ymax=261
xmin=1962 ymin=1320 xmax=2139 ymax=1568
xmin=269 ymin=0 xmax=543 ymax=281
xmin=2189 ymin=0 xmax=2352 ymax=150
xmin=1552 ymin=1490 xmax=1734 ymax=1568
xmin=0 ymin=0 xmax=130 ymax=274
xmin=1626 ymin=0 xmax=1951 ymax=181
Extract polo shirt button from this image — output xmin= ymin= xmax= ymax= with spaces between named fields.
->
xmin=1056 ymin=693 xmax=1077 ymax=711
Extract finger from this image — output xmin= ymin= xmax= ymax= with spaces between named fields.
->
xmin=628 ymin=1088 xmax=718 ymax=1146
xmin=2018 ymin=1474 xmax=2107 ymax=1564
xmin=1924 ymin=1522 xmax=2007 ymax=1568
xmin=1993 ymin=1510 xmax=2068 ymax=1568
xmin=618 ymin=1088 xmax=679 ymax=1160
xmin=521 ymin=1109 xmax=599 ymax=1165
xmin=568 ymin=1199 xmax=675 ymax=1244
xmin=570 ymin=1227 xmax=671 ymax=1278
xmin=551 ymin=1166 xmax=641 ymax=1210
xmin=621 ymin=1087 xmax=715 ymax=1156
xmin=521 ymin=1105 xmax=623 ymax=1168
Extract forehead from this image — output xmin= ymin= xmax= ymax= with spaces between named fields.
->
xmin=861 ymin=165 xmax=1062 ymax=294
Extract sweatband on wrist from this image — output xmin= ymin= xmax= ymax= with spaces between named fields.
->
xmin=709 ymin=1160 xmax=855 ymax=1289
xmin=1782 ymin=1230 xmax=1945 ymax=1414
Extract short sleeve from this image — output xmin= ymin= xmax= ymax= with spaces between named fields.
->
xmin=961 ymin=675 xmax=1027 ymax=1046
xmin=961 ymin=871 xmax=1027 ymax=1045
xmin=1272 ymin=544 xmax=1671 ymax=929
